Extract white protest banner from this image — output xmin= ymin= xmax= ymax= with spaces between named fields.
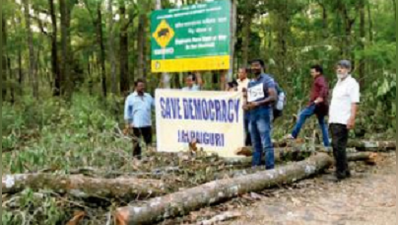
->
xmin=155 ymin=89 xmax=245 ymax=158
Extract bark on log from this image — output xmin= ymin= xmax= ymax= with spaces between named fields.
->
xmin=347 ymin=140 xmax=396 ymax=152
xmin=273 ymin=140 xmax=396 ymax=151
xmin=346 ymin=152 xmax=378 ymax=165
xmin=114 ymin=153 xmax=333 ymax=225
xmin=233 ymin=147 xmax=377 ymax=165
xmin=2 ymin=174 xmax=167 ymax=199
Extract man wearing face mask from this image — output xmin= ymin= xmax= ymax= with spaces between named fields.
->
xmin=329 ymin=60 xmax=360 ymax=180
xmin=244 ymin=59 xmax=277 ymax=170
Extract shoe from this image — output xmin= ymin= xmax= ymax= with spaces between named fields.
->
xmin=336 ymin=171 xmax=351 ymax=180
xmin=284 ymin=134 xmax=295 ymax=140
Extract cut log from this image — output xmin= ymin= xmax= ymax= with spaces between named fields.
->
xmin=235 ymin=146 xmax=325 ymax=157
xmin=228 ymin=147 xmax=320 ymax=166
xmin=346 ymin=152 xmax=378 ymax=165
xmin=347 ymin=140 xmax=396 ymax=152
xmin=114 ymin=153 xmax=333 ymax=225
xmin=233 ymin=147 xmax=377 ymax=165
xmin=273 ymin=140 xmax=396 ymax=151
xmin=2 ymin=173 xmax=168 ymax=199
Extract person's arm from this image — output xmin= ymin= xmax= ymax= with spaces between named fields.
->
xmin=347 ymin=103 xmax=358 ymax=130
xmin=315 ymin=77 xmax=328 ymax=104
xmin=124 ymin=96 xmax=133 ymax=128
xmin=347 ymin=81 xmax=360 ymax=129
xmin=195 ymin=72 xmax=204 ymax=88
xmin=251 ymin=87 xmax=277 ymax=108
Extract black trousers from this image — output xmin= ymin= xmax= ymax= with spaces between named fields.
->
xmin=330 ymin=123 xmax=350 ymax=179
xmin=132 ymin=127 xmax=152 ymax=158
xmin=244 ymin=117 xmax=252 ymax=146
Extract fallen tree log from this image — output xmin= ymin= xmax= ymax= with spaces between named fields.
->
xmin=346 ymin=152 xmax=378 ymax=165
xmin=233 ymin=147 xmax=377 ymax=165
xmin=273 ymin=140 xmax=396 ymax=151
xmin=2 ymin=173 xmax=168 ymax=199
xmin=347 ymin=140 xmax=396 ymax=152
xmin=114 ymin=153 xmax=333 ymax=225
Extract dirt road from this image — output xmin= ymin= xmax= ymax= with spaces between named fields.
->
xmin=224 ymin=152 xmax=396 ymax=225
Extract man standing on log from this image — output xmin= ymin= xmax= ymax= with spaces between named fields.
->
xmin=124 ymin=79 xmax=155 ymax=159
xmin=285 ymin=65 xmax=330 ymax=147
xmin=244 ymin=59 xmax=277 ymax=169
xmin=329 ymin=60 xmax=360 ymax=180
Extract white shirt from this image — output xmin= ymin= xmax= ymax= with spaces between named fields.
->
xmin=182 ymin=85 xmax=200 ymax=91
xmin=329 ymin=75 xmax=360 ymax=125
xmin=237 ymin=78 xmax=250 ymax=92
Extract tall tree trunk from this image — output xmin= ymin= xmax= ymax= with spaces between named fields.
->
xmin=137 ymin=13 xmax=147 ymax=79
xmin=8 ymin=57 xmax=15 ymax=103
xmin=23 ymin=0 xmax=39 ymax=99
xmin=108 ymin=0 xmax=117 ymax=95
xmin=318 ymin=1 xmax=328 ymax=39
xmin=59 ymin=0 xmax=73 ymax=99
xmin=18 ymin=49 xmax=23 ymax=95
xmin=2 ymin=17 xmax=7 ymax=100
xmin=156 ymin=0 xmax=171 ymax=89
xmin=339 ymin=0 xmax=356 ymax=58
xmin=49 ymin=0 xmax=61 ymax=96
xmin=119 ymin=2 xmax=130 ymax=94
xmin=275 ymin=0 xmax=289 ymax=79
xmin=96 ymin=4 xmax=107 ymax=97
xmin=367 ymin=1 xmax=373 ymax=43
xmin=358 ymin=0 xmax=366 ymax=87
xmin=241 ymin=14 xmax=253 ymax=66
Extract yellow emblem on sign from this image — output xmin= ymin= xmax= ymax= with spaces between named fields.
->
xmin=152 ymin=20 xmax=175 ymax=48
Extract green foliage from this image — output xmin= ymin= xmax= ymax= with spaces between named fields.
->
xmin=2 ymin=94 xmax=131 ymax=174
xmin=2 ymin=189 xmax=67 ymax=225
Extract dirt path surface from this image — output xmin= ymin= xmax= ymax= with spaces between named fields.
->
xmin=223 ymin=152 xmax=396 ymax=225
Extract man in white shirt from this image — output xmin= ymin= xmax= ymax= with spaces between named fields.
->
xmin=236 ymin=67 xmax=251 ymax=146
xmin=236 ymin=68 xmax=250 ymax=92
xmin=329 ymin=60 xmax=360 ymax=180
xmin=182 ymin=72 xmax=203 ymax=91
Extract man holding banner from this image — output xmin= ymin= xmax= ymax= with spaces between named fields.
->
xmin=182 ymin=72 xmax=203 ymax=91
xmin=244 ymin=59 xmax=277 ymax=170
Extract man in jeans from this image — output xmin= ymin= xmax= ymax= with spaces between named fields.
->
xmin=244 ymin=59 xmax=277 ymax=169
xmin=286 ymin=65 xmax=330 ymax=147
xmin=124 ymin=79 xmax=155 ymax=159
xmin=329 ymin=60 xmax=360 ymax=180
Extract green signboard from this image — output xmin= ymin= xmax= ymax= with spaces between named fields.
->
xmin=151 ymin=0 xmax=231 ymax=73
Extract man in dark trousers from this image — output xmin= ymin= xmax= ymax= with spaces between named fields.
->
xmin=329 ymin=60 xmax=360 ymax=180
xmin=244 ymin=59 xmax=277 ymax=170
xmin=124 ymin=79 xmax=155 ymax=159
xmin=286 ymin=65 xmax=330 ymax=147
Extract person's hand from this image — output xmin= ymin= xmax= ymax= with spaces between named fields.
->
xmin=347 ymin=117 xmax=355 ymax=130
xmin=243 ymin=102 xmax=258 ymax=111
xmin=123 ymin=124 xmax=133 ymax=135
xmin=314 ymin=97 xmax=323 ymax=104
xmin=250 ymin=102 xmax=259 ymax=108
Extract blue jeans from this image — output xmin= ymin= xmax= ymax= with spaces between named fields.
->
xmin=291 ymin=104 xmax=330 ymax=147
xmin=249 ymin=112 xmax=275 ymax=169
